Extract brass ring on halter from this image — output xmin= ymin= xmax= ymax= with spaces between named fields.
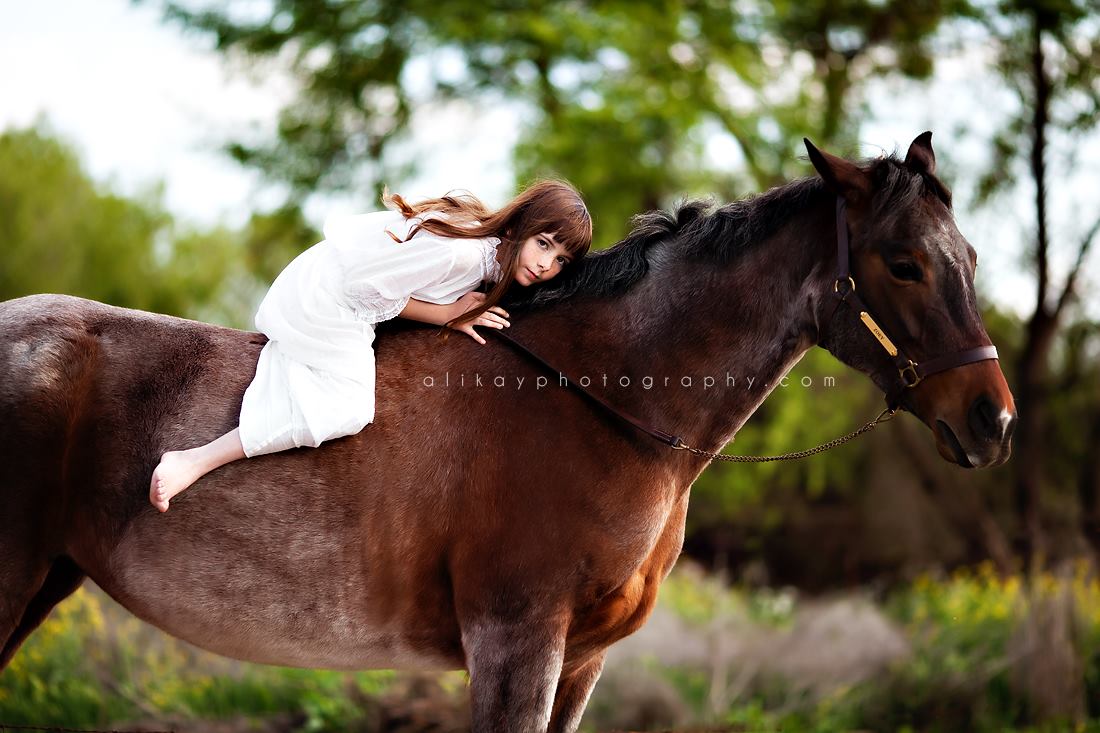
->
xmin=833 ymin=276 xmax=856 ymax=295
xmin=899 ymin=360 xmax=922 ymax=387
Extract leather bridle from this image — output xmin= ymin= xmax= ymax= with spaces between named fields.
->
xmin=487 ymin=195 xmax=999 ymax=460
xmin=828 ymin=197 xmax=998 ymax=412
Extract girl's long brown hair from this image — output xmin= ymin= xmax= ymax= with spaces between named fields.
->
xmin=382 ymin=179 xmax=592 ymax=339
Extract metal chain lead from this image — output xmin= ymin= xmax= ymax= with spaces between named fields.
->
xmin=673 ymin=406 xmax=899 ymax=462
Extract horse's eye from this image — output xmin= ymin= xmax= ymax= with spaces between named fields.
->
xmin=888 ymin=261 xmax=922 ymax=282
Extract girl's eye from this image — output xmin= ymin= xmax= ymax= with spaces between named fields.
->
xmin=888 ymin=261 xmax=922 ymax=282
xmin=556 ymin=256 xmax=567 ymax=265
xmin=538 ymin=239 xmax=549 ymax=249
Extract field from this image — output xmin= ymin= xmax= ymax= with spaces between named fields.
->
xmin=2 ymin=560 xmax=1098 ymax=732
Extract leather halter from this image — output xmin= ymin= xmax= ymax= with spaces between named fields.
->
xmin=829 ymin=197 xmax=999 ymax=411
xmin=488 ymin=195 xmax=1000 ymax=452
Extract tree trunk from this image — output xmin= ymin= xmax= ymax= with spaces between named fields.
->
xmin=1014 ymin=10 xmax=1053 ymax=574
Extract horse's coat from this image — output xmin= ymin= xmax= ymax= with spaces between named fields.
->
xmin=0 ymin=136 xmax=1016 ymax=732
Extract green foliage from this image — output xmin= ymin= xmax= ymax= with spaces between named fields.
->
xmin=0 ymin=585 xmax=396 ymax=729
xmin=837 ymin=562 xmax=1100 ymax=731
xmin=687 ymin=346 xmax=878 ymax=536
xmin=5 ymin=564 xmax=1100 ymax=731
xmin=0 ymin=124 xmax=172 ymax=311
xmin=655 ymin=562 xmax=1100 ymax=732
xmin=660 ymin=562 xmax=796 ymax=628
xmin=866 ymin=565 xmax=1098 ymax=731
xmin=152 ymin=0 xmax=966 ymax=245
xmin=0 ymin=123 xmax=318 ymax=330
xmin=0 ymin=588 xmax=129 ymax=723
xmin=971 ymin=0 xmax=1100 ymax=205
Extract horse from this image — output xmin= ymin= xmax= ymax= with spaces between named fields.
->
xmin=0 ymin=133 xmax=1015 ymax=731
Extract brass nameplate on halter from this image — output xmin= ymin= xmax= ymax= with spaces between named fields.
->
xmin=859 ymin=311 xmax=898 ymax=356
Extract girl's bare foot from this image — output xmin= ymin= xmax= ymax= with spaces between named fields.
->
xmin=149 ymin=451 xmax=200 ymax=512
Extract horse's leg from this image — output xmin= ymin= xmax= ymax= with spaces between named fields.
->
xmin=463 ymin=617 xmax=568 ymax=733
xmin=0 ymin=556 xmax=85 ymax=670
xmin=547 ymin=651 xmax=607 ymax=733
xmin=0 ymin=545 xmax=50 ymax=670
xmin=0 ymin=562 xmax=43 ymax=659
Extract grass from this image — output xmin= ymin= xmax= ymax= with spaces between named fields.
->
xmin=0 ymin=584 xmax=402 ymax=731
xmin=2 ymin=561 xmax=1099 ymax=732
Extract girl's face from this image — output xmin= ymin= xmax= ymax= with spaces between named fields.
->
xmin=514 ymin=231 xmax=574 ymax=286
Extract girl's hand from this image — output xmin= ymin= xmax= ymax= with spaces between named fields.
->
xmin=451 ymin=291 xmax=488 ymax=319
xmin=449 ymin=294 xmax=510 ymax=345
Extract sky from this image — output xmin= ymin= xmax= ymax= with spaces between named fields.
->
xmin=1 ymin=0 xmax=1097 ymax=321
xmin=0 ymin=0 xmax=519 ymax=225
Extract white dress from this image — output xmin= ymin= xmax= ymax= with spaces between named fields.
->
xmin=238 ymin=209 xmax=503 ymax=458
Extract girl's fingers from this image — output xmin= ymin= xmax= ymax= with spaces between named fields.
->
xmin=461 ymin=325 xmax=486 ymax=344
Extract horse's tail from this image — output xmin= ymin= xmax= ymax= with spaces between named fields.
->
xmin=0 ymin=293 xmax=97 ymax=669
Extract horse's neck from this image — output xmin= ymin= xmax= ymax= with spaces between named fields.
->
xmin=547 ymin=202 xmax=835 ymax=456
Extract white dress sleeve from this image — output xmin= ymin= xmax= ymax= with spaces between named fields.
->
xmin=344 ymin=237 xmax=457 ymax=324
xmin=323 ymin=211 xmax=461 ymax=325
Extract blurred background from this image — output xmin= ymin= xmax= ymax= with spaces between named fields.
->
xmin=1 ymin=0 xmax=1099 ymax=731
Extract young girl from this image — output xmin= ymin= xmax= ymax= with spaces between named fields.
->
xmin=149 ymin=179 xmax=592 ymax=512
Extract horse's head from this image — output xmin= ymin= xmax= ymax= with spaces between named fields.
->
xmin=806 ymin=132 xmax=1016 ymax=468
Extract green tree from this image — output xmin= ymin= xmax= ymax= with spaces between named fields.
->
xmin=155 ymin=0 xmax=968 ymax=244
xmin=0 ymin=124 xmax=173 ymax=311
xmin=967 ymin=0 xmax=1100 ymax=570
xmin=0 ymin=123 xmax=317 ymax=329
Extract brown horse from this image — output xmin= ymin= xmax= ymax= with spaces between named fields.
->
xmin=0 ymin=134 xmax=1014 ymax=731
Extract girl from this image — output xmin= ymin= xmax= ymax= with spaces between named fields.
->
xmin=149 ymin=179 xmax=592 ymax=512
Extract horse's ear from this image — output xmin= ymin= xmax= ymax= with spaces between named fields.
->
xmin=904 ymin=131 xmax=936 ymax=175
xmin=804 ymin=138 xmax=870 ymax=203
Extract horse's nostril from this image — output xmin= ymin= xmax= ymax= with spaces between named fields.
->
xmin=968 ymin=394 xmax=1002 ymax=441
xmin=967 ymin=394 xmax=1016 ymax=444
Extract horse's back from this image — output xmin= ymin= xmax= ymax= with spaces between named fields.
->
xmin=0 ymin=292 xmax=261 ymax=440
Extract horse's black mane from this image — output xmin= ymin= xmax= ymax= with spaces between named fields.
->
xmin=501 ymin=154 xmax=951 ymax=312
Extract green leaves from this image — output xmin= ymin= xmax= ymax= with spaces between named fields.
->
xmin=0 ymin=125 xmax=171 ymax=311
xmin=150 ymin=0 xmax=961 ymax=244
xmin=0 ymin=123 xmax=318 ymax=330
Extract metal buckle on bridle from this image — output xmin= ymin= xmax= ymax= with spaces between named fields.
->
xmin=898 ymin=360 xmax=922 ymax=388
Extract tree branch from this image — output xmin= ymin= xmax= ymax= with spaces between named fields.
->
xmin=1031 ymin=12 xmax=1051 ymax=317
xmin=1052 ymin=209 xmax=1100 ymax=320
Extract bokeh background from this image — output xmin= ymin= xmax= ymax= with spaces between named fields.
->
xmin=2 ymin=1 xmax=1099 ymax=731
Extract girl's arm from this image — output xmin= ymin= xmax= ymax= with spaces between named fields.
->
xmin=398 ymin=297 xmax=459 ymax=326
xmin=398 ymin=294 xmax=510 ymax=345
